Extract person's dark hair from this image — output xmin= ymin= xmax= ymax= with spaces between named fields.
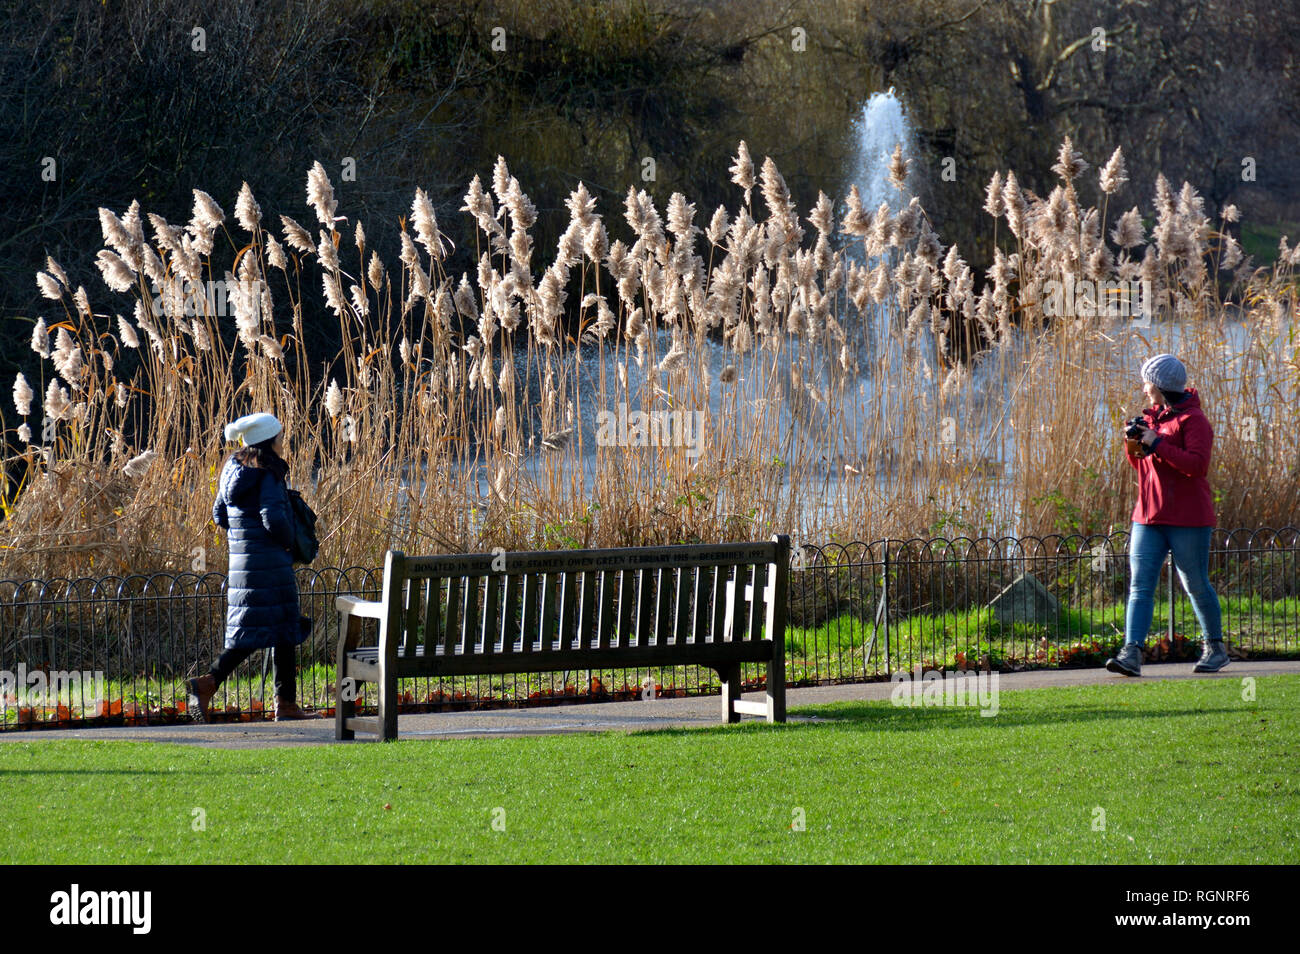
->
xmin=231 ymin=436 xmax=289 ymax=480
xmin=1160 ymin=388 xmax=1185 ymax=405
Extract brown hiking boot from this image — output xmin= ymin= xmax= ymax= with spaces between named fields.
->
xmin=187 ymin=674 xmax=216 ymax=723
xmin=274 ymin=699 xmax=320 ymax=721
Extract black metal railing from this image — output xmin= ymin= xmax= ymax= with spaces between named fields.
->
xmin=2 ymin=526 xmax=1296 ymax=730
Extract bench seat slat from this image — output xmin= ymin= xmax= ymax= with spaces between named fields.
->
xmin=656 ymin=567 xmax=675 ymax=646
xmin=539 ymin=572 xmax=558 ymax=652
xmin=519 ymin=573 xmax=537 ymax=655
xmin=672 ymin=566 xmax=691 ymax=646
xmin=711 ymin=564 xmax=728 ymax=643
xmin=441 ymin=576 xmax=462 ymax=656
xmin=693 ymin=566 xmax=712 ymax=645
xmin=481 ymin=575 xmax=500 ymax=657
xmin=596 ymin=571 xmax=615 ymax=650
xmin=635 ymin=567 xmax=653 ymax=648
xmin=729 ymin=563 xmax=749 ymax=642
xmin=461 ymin=576 xmax=480 ymax=655
xmin=500 ymin=573 xmax=521 ymax=654
xmin=557 ymin=571 xmax=577 ymax=651
xmin=616 ymin=570 xmax=635 ymax=649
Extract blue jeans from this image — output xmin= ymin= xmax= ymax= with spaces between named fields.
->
xmin=1125 ymin=523 xmax=1222 ymax=646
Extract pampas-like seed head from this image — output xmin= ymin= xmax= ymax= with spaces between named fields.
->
xmin=729 ymin=141 xmax=755 ymax=203
xmin=411 ymin=187 xmax=444 ymax=260
xmin=491 ymin=156 xmax=511 ymax=202
xmin=349 ymin=284 xmax=369 ymax=319
xmin=1111 ymin=207 xmax=1144 ymax=249
xmin=1051 ymin=136 xmax=1088 ymax=182
xmin=325 ymin=378 xmax=343 ymax=419
xmin=235 ymin=182 xmax=262 ymax=232
xmin=566 ymin=182 xmax=598 ymax=229
xmin=44 ymin=378 xmax=72 ymax=421
xmin=95 ymin=249 xmax=135 ymax=293
xmin=983 ymin=171 xmax=1004 ymax=218
xmin=13 ymin=372 xmax=33 ymax=416
xmin=841 ymin=185 xmax=872 ymax=237
xmin=192 ymin=190 xmax=225 ymax=231
xmin=705 ymin=206 xmax=730 ymax=245
xmin=116 ymin=314 xmax=139 ymax=349
xmin=266 ymin=234 xmax=288 ymax=271
xmin=1099 ymin=147 xmax=1128 ymax=195
xmin=31 ymin=317 xmax=50 ymax=357
xmin=307 ymin=161 xmax=338 ymax=226
xmin=190 ymin=319 xmax=211 ymax=352
xmin=1002 ymin=171 xmax=1028 ymax=238
xmin=317 ymin=230 xmax=339 ymax=272
xmin=583 ymin=220 xmax=609 ymax=263
xmin=888 ymin=142 xmax=910 ymax=192
xmin=258 ymin=335 xmax=283 ymax=360
xmin=37 ymin=272 xmax=62 ymax=300
xmin=280 ymin=215 xmax=314 ymax=254
xmin=123 ymin=449 xmax=158 ymax=479
xmin=45 ymin=256 xmax=69 ymax=289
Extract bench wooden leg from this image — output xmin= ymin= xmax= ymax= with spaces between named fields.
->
xmin=379 ymin=660 xmax=399 ymax=741
xmin=767 ymin=649 xmax=786 ymax=724
xmin=335 ymin=611 xmax=361 ymax=741
xmin=718 ymin=664 xmax=741 ymax=724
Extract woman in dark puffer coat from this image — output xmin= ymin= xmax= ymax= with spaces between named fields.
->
xmin=187 ymin=413 xmax=317 ymax=721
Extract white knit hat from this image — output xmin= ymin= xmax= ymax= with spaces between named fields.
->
xmin=224 ymin=412 xmax=282 ymax=446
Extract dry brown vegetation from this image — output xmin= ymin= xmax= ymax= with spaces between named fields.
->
xmin=3 ymin=137 xmax=1299 ymax=581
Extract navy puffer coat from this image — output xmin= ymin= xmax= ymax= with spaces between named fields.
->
xmin=212 ymin=457 xmax=307 ymax=649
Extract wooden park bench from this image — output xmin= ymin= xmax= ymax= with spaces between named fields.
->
xmin=334 ymin=535 xmax=790 ymax=740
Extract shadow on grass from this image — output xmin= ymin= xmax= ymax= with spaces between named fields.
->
xmin=630 ymin=701 xmax=1240 ymax=737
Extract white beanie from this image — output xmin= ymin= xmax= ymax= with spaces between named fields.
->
xmin=224 ymin=412 xmax=282 ymax=446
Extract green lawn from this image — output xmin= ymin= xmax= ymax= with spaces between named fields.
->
xmin=1 ymin=675 xmax=1296 ymax=863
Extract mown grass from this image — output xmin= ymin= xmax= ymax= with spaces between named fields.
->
xmin=0 ymin=675 xmax=1296 ymax=864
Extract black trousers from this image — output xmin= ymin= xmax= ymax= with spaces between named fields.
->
xmin=209 ymin=639 xmax=296 ymax=701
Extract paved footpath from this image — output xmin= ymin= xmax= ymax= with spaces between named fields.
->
xmin=3 ymin=661 xmax=1297 ymax=749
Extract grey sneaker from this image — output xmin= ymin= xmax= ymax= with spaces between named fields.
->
xmin=1105 ymin=642 xmax=1143 ymax=677
xmin=1193 ymin=640 xmax=1230 ymax=673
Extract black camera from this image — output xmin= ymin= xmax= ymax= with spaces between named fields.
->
xmin=1125 ymin=416 xmax=1152 ymax=456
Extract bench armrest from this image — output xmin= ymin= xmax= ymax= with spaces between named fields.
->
xmin=336 ymin=595 xmax=385 ymax=619
xmin=336 ymin=594 xmax=385 ymax=660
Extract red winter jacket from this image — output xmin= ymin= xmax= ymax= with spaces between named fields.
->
xmin=1126 ymin=387 xmax=1215 ymax=526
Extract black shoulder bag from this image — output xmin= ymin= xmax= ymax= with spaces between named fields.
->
xmin=286 ymin=486 xmax=320 ymax=565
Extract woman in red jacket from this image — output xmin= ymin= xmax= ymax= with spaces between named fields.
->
xmin=1106 ymin=353 xmax=1228 ymax=676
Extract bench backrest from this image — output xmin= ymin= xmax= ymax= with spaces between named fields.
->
xmin=375 ymin=535 xmax=791 ymax=660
